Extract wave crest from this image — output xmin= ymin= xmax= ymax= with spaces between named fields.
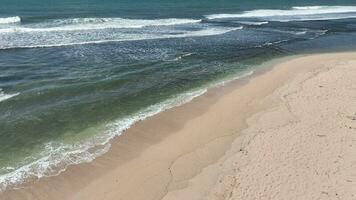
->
xmin=0 ymin=89 xmax=19 ymax=103
xmin=0 ymin=16 xmax=21 ymax=24
xmin=0 ymin=17 xmax=201 ymax=33
xmin=205 ymin=6 xmax=356 ymax=21
xmin=52 ymin=17 xmax=201 ymax=28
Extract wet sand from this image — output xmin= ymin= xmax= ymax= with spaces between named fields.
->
xmin=2 ymin=52 xmax=356 ymax=200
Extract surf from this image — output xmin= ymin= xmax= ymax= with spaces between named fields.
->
xmin=0 ymin=26 xmax=242 ymax=50
xmin=0 ymin=17 xmax=201 ymax=33
xmin=0 ymin=16 xmax=21 ymax=24
xmin=205 ymin=6 xmax=356 ymax=22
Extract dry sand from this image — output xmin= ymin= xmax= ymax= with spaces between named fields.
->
xmin=1 ymin=52 xmax=356 ymax=200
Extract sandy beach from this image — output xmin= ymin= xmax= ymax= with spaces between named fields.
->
xmin=2 ymin=52 xmax=356 ymax=200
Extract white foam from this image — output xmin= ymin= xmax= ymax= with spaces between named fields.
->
xmin=0 ymin=18 xmax=201 ymax=33
xmin=206 ymin=6 xmax=356 ymax=21
xmin=0 ymin=26 xmax=242 ymax=49
xmin=179 ymin=26 xmax=242 ymax=37
xmin=0 ymin=89 xmax=19 ymax=103
xmin=237 ymin=21 xmax=269 ymax=25
xmin=168 ymin=52 xmax=195 ymax=61
xmin=295 ymin=31 xmax=307 ymax=35
xmin=0 ymin=16 xmax=21 ymax=24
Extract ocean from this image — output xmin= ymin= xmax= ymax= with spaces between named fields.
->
xmin=1 ymin=0 xmax=356 ymax=191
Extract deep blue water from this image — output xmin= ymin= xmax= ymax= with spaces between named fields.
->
xmin=1 ymin=0 xmax=356 ymax=191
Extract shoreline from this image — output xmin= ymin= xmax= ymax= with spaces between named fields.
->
xmin=2 ymin=52 xmax=356 ymax=200
xmin=0 ymin=54 xmax=292 ymax=192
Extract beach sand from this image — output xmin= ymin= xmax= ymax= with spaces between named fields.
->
xmin=2 ymin=52 xmax=356 ymax=200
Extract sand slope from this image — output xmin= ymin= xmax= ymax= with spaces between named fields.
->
xmin=164 ymin=54 xmax=356 ymax=200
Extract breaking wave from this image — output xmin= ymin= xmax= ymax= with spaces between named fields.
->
xmin=0 ymin=17 xmax=201 ymax=33
xmin=0 ymin=16 xmax=21 ymax=24
xmin=206 ymin=6 xmax=356 ymax=22
xmin=0 ymin=89 xmax=19 ymax=103
xmin=0 ymin=26 xmax=242 ymax=49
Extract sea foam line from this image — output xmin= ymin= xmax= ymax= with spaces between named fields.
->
xmin=0 ymin=26 xmax=242 ymax=50
xmin=237 ymin=21 xmax=269 ymax=25
xmin=0 ymin=18 xmax=201 ymax=33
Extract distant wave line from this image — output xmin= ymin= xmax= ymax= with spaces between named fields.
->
xmin=0 ymin=17 xmax=201 ymax=33
xmin=205 ymin=6 xmax=356 ymax=21
xmin=237 ymin=21 xmax=269 ymax=25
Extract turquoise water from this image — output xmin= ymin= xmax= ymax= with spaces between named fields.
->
xmin=1 ymin=0 xmax=356 ymax=190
